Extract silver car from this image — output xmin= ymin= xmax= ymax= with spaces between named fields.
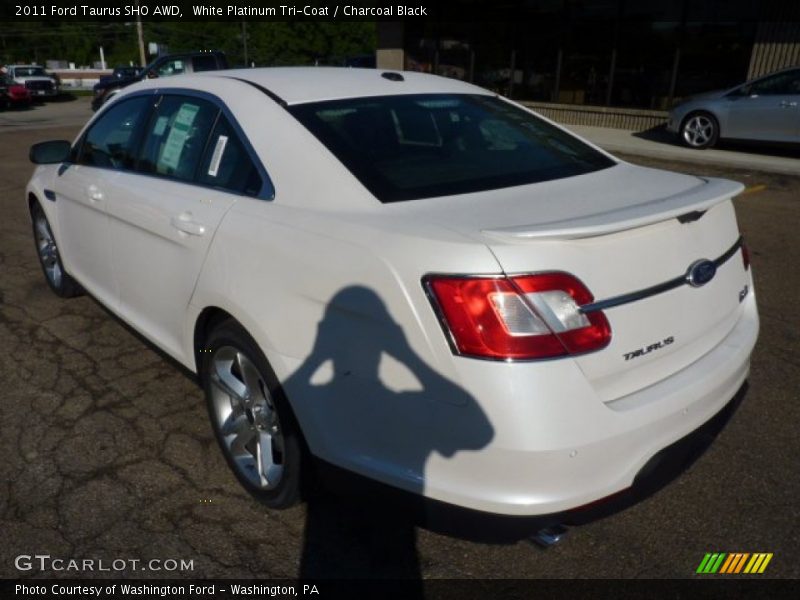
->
xmin=668 ymin=67 xmax=800 ymax=148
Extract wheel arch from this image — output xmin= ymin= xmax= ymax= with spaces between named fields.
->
xmin=192 ymin=304 xmax=312 ymax=458
xmin=27 ymin=191 xmax=39 ymax=214
xmin=192 ymin=305 xmax=238 ymax=373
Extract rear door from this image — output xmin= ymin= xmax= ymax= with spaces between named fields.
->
xmin=105 ymin=94 xmax=268 ymax=359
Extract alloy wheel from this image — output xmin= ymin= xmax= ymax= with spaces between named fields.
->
xmin=682 ymin=114 xmax=715 ymax=148
xmin=208 ymin=345 xmax=285 ymax=490
xmin=33 ymin=212 xmax=63 ymax=288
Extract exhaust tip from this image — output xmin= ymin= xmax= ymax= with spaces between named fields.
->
xmin=529 ymin=524 xmax=568 ymax=548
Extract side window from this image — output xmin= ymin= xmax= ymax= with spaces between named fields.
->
xmin=192 ymin=55 xmax=218 ymax=72
xmin=749 ymin=70 xmax=800 ymax=95
xmin=137 ymin=95 xmax=218 ymax=182
xmin=79 ymin=96 xmax=151 ymax=169
xmin=197 ymin=117 xmax=264 ymax=196
xmin=155 ymin=58 xmax=186 ymax=78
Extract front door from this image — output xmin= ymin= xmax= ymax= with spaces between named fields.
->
xmin=55 ymin=95 xmax=152 ymax=306
xmin=726 ymin=69 xmax=800 ymax=142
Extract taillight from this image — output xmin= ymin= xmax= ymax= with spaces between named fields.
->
xmin=425 ymin=273 xmax=611 ymax=360
xmin=740 ymin=239 xmax=750 ymax=271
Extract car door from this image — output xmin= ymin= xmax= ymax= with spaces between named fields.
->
xmin=106 ymin=93 xmax=268 ymax=360
xmin=54 ymin=95 xmax=152 ymax=307
xmin=725 ymin=69 xmax=800 ymax=142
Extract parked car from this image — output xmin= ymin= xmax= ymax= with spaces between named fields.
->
xmin=97 ymin=65 xmax=143 ymax=87
xmin=668 ymin=66 xmax=800 ymax=148
xmin=91 ymin=51 xmax=228 ymax=111
xmin=27 ymin=68 xmax=757 ymax=520
xmin=5 ymin=64 xmax=59 ymax=99
xmin=0 ymin=74 xmax=32 ymax=109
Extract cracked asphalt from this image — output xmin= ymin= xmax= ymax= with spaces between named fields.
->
xmin=1 ymin=99 xmax=798 ymax=580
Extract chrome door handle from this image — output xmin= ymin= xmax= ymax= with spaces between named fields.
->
xmin=779 ymin=100 xmax=798 ymax=107
xmin=170 ymin=213 xmax=206 ymax=236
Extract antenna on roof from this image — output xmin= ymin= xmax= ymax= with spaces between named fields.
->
xmin=381 ymin=72 xmax=404 ymax=82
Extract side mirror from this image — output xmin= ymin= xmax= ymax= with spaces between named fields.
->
xmin=29 ymin=140 xmax=71 ymax=164
xmin=146 ymin=69 xmax=158 ymax=79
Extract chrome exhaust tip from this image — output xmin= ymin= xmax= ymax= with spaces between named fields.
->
xmin=529 ymin=524 xmax=568 ymax=548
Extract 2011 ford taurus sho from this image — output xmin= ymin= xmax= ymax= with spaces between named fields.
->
xmin=26 ymin=67 xmax=758 ymax=518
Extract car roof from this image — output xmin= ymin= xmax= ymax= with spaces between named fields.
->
xmin=198 ymin=66 xmax=492 ymax=105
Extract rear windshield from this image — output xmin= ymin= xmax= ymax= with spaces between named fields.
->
xmin=289 ymin=94 xmax=615 ymax=202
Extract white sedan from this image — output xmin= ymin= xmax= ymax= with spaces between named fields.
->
xmin=26 ymin=68 xmax=758 ymax=519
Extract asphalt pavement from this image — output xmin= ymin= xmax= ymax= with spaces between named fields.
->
xmin=0 ymin=101 xmax=798 ymax=580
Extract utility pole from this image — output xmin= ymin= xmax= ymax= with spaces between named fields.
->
xmin=136 ymin=1 xmax=146 ymax=66
xmin=242 ymin=21 xmax=248 ymax=66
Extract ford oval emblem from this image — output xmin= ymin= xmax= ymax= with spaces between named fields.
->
xmin=686 ymin=259 xmax=717 ymax=287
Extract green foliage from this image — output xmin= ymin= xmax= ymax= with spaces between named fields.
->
xmin=0 ymin=21 xmax=376 ymax=69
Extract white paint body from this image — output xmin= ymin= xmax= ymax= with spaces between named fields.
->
xmin=27 ymin=68 xmax=758 ymax=516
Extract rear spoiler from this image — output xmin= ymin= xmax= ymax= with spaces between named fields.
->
xmin=481 ymin=177 xmax=744 ymax=241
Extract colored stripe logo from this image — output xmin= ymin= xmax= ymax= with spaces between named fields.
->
xmin=696 ymin=552 xmax=773 ymax=574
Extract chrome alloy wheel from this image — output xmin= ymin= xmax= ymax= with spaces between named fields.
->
xmin=682 ymin=114 xmax=715 ymax=147
xmin=33 ymin=212 xmax=62 ymax=288
xmin=208 ymin=346 xmax=285 ymax=490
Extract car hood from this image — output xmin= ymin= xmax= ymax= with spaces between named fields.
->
xmin=15 ymin=76 xmax=53 ymax=83
xmin=94 ymin=75 xmax=140 ymax=91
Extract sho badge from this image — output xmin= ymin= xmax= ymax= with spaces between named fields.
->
xmin=624 ymin=336 xmax=675 ymax=361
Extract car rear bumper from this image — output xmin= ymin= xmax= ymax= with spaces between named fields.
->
xmin=418 ymin=290 xmax=758 ymax=516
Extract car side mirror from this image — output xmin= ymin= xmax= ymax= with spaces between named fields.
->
xmin=29 ymin=140 xmax=71 ymax=164
xmin=146 ymin=69 xmax=158 ymax=79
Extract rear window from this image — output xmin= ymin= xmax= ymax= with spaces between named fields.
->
xmin=289 ymin=94 xmax=615 ymax=202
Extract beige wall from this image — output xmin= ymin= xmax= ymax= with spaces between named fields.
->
xmin=748 ymin=21 xmax=800 ymax=78
xmin=376 ymin=22 xmax=405 ymax=70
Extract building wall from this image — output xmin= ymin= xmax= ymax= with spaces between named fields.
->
xmin=748 ymin=21 xmax=800 ymax=78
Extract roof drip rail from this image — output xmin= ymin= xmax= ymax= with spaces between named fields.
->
xmin=224 ymin=76 xmax=288 ymax=108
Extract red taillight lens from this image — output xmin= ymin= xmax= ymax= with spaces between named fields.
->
xmin=425 ymin=273 xmax=611 ymax=360
xmin=740 ymin=239 xmax=750 ymax=271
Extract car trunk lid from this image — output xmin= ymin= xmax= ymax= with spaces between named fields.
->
xmin=396 ymin=163 xmax=750 ymax=401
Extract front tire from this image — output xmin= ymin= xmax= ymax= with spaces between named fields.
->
xmin=201 ymin=319 xmax=306 ymax=508
xmin=31 ymin=202 xmax=82 ymax=298
xmin=680 ymin=111 xmax=719 ymax=149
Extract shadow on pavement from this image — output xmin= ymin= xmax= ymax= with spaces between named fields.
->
xmin=283 ymin=286 xmax=494 ymax=583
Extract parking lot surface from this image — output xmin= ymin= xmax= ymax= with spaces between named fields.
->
xmin=0 ymin=108 xmax=798 ymax=579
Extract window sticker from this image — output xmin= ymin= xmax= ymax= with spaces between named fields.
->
xmin=159 ymin=103 xmax=199 ymax=172
xmin=207 ymin=135 xmax=229 ymax=177
xmin=152 ymin=115 xmax=169 ymax=136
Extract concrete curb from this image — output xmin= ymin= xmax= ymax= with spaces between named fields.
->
xmin=566 ymin=125 xmax=800 ymax=177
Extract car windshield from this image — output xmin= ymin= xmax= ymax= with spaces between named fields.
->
xmin=15 ymin=67 xmax=46 ymax=77
xmin=289 ymin=94 xmax=615 ymax=202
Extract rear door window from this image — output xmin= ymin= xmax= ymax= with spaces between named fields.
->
xmin=137 ymin=95 xmax=219 ymax=182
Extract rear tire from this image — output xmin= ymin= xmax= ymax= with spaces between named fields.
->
xmin=201 ymin=319 xmax=306 ymax=508
xmin=31 ymin=202 xmax=82 ymax=298
xmin=680 ymin=111 xmax=719 ymax=149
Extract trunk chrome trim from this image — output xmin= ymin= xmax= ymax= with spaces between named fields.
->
xmin=580 ymin=236 xmax=743 ymax=314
